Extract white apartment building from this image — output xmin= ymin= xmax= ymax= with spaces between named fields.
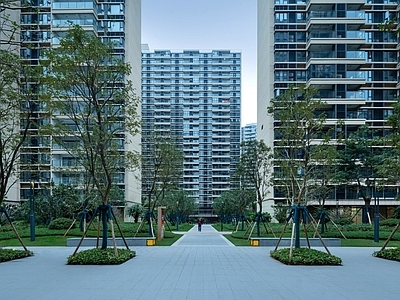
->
xmin=13 ymin=0 xmax=142 ymax=209
xmin=141 ymin=46 xmax=241 ymax=216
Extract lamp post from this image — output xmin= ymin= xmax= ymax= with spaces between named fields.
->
xmin=29 ymin=181 xmax=35 ymax=241
xmin=374 ymin=180 xmax=379 ymax=242
xmin=335 ymin=199 xmax=339 ymax=219
xmin=220 ymin=202 xmax=224 ymax=231
xmin=176 ymin=201 xmax=179 ymax=231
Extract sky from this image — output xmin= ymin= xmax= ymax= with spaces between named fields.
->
xmin=141 ymin=0 xmax=257 ymax=126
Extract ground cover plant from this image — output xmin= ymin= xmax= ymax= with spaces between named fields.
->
xmin=270 ymin=248 xmax=342 ymax=265
xmin=67 ymin=248 xmax=135 ymax=265
xmin=0 ymin=248 xmax=33 ymax=263
xmin=373 ymin=248 xmax=400 ymax=262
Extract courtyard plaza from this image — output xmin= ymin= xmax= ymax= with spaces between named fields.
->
xmin=0 ymin=224 xmax=397 ymax=300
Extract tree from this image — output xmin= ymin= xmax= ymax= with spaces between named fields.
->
xmin=267 ymin=86 xmax=330 ymax=206
xmin=162 ymin=189 xmax=196 ymax=225
xmin=236 ymin=140 xmax=273 ymax=236
xmin=141 ymin=135 xmax=183 ymax=235
xmin=267 ymin=86 xmax=335 ymax=250
xmin=377 ymin=98 xmax=400 ymax=199
xmin=43 ymin=25 xmax=140 ymax=249
xmin=336 ymin=125 xmax=383 ymax=223
xmin=126 ymin=204 xmax=144 ymax=223
xmin=0 ymin=1 xmax=42 ymax=250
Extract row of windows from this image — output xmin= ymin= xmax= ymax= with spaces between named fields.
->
xmin=143 ymin=52 xmax=240 ymax=58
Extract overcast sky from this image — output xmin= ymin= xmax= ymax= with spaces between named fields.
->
xmin=141 ymin=0 xmax=257 ymax=126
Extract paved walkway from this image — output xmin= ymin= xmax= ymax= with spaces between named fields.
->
xmin=1 ymin=224 xmax=398 ymax=300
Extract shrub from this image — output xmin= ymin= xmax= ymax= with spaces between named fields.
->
xmin=334 ymin=218 xmax=353 ymax=226
xmin=273 ymin=203 xmax=290 ymax=223
xmin=67 ymin=248 xmax=135 ymax=265
xmin=0 ymin=248 xmax=33 ymax=263
xmin=380 ymin=219 xmax=399 ymax=227
xmin=48 ymin=218 xmax=75 ymax=230
xmin=373 ymin=248 xmax=400 ymax=262
xmin=270 ymin=248 xmax=342 ymax=265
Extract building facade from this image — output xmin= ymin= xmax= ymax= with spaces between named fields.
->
xmin=13 ymin=0 xmax=142 ymax=207
xmin=258 ymin=0 xmax=399 ymax=216
xmin=141 ymin=45 xmax=241 ymax=216
xmin=241 ymin=123 xmax=257 ymax=143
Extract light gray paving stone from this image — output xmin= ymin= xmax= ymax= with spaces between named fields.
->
xmin=1 ymin=225 xmax=398 ymax=300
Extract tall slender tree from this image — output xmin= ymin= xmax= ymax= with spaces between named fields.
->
xmin=43 ymin=25 xmax=140 ymax=249
xmin=141 ymin=135 xmax=183 ymax=235
xmin=236 ymin=139 xmax=273 ymax=236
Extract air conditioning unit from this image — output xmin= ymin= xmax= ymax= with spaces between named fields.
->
xmin=337 ymin=74 xmax=342 ymax=78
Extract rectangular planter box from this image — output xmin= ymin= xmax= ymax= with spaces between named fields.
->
xmin=67 ymin=237 xmax=156 ymax=247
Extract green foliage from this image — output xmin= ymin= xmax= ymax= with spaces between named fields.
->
xmin=142 ymin=135 xmax=184 ymax=214
xmin=126 ymin=204 xmax=144 ymax=223
xmin=273 ymin=203 xmax=290 ymax=223
xmin=268 ymin=85 xmax=333 ymax=205
xmin=270 ymin=248 xmax=342 ymax=265
xmin=236 ymin=140 xmax=273 ymax=213
xmin=48 ymin=218 xmax=75 ymax=230
xmin=67 ymin=248 xmax=135 ymax=265
xmin=391 ymin=206 xmax=400 ymax=219
xmin=336 ymin=125 xmax=384 ymax=208
xmin=373 ymin=248 xmax=400 ymax=262
xmin=380 ymin=218 xmax=400 ymax=227
xmin=334 ymin=218 xmax=353 ymax=226
xmin=12 ymin=184 xmax=84 ymax=225
xmin=0 ymin=248 xmax=33 ymax=263
xmin=43 ymin=25 xmax=140 ymax=206
xmin=162 ymin=189 xmax=196 ymax=223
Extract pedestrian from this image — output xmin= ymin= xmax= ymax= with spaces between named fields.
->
xmin=198 ymin=218 xmax=202 ymax=232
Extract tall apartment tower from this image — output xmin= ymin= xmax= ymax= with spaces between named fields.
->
xmin=141 ymin=45 xmax=241 ymax=215
xmin=241 ymin=123 xmax=257 ymax=143
xmin=258 ymin=0 xmax=399 ymax=211
xmin=14 ymin=0 xmax=142 ymax=207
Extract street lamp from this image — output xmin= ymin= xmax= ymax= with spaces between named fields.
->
xmin=29 ymin=181 xmax=35 ymax=241
xmin=220 ymin=202 xmax=224 ymax=231
xmin=374 ymin=180 xmax=379 ymax=243
xmin=176 ymin=201 xmax=179 ymax=231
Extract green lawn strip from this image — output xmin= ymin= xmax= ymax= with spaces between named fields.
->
xmin=223 ymin=234 xmax=251 ymax=246
xmin=0 ymin=236 xmax=68 ymax=247
xmin=155 ymin=233 xmax=183 ymax=246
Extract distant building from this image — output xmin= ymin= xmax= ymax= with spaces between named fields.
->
xmin=241 ymin=123 xmax=257 ymax=143
xmin=141 ymin=45 xmax=241 ymax=216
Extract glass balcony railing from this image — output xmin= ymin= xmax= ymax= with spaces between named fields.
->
xmin=346 ymin=51 xmax=366 ymax=59
xmin=346 ymin=11 xmax=365 ymax=19
xmin=346 ymin=71 xmax=365 ymax=79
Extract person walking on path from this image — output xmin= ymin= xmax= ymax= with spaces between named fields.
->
xmin=197 ymin=218 xmax=202 ymax=232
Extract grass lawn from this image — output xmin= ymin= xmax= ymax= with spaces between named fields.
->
xmin=0 ymin=236 xmax=68 ymax=247
xmin=341 ymin=238 xmax=400 ymax=247
xmin=222 ymin=234 xmax=400 ymax=248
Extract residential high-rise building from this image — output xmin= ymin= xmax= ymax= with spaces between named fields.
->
xmin=141 ymin=45 xmax=241 ymax=216
xmin=11 ymin=1 xmax=142 ymax=209
xmin=241 ymin=123 xmax=257 ymax=143
xmin=258 ymin=0 xmax=399 ymax=216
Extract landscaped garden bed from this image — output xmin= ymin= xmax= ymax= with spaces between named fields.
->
xmin=0 ymin=248 xmax=33 ymax=263
xmin=270 ymin=248 xmax=342 ymax=265
xmin=372 ymin=247 xmax=400 ymax=262
xmin=67 ymin=248 xmax=135 ymax=265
